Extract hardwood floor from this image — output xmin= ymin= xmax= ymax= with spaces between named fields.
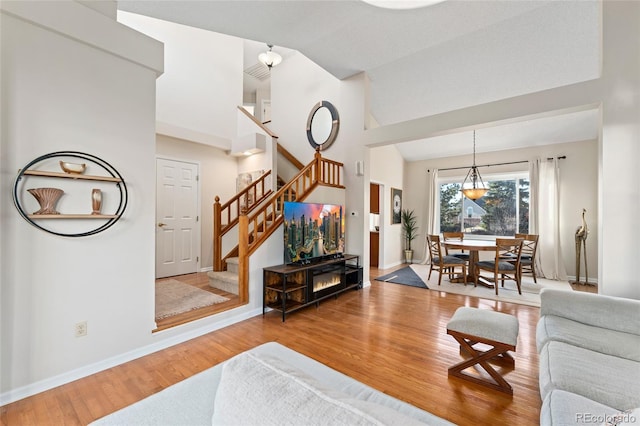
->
xmin=1 ymin=265 xmax=595 ymax=426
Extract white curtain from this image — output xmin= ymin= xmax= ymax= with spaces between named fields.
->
xmin=420 ymin=168 xmax=439 ymax=264
xmin=529 ymin=158 xmax=567 ymax=280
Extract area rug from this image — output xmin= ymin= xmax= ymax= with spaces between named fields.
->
xmin=155 ymin=279 xmax=229 ymax=320
xmin=375 ymin=266 xmax=428 ymax=289
xmin=376 ymin=264 xmax=572 ymax=307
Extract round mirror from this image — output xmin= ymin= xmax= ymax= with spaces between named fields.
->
xmin=310 ymin=108 xmax=332 ymax=144
xmin=306 ymin=101 xmax=339 ymax=151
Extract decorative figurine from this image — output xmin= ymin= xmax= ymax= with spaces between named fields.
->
xmin=574 ymin=208 xmax=589 ymax=284
xmin=59 ymin=161 xmax=86 ymax=174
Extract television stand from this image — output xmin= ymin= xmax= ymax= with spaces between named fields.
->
xmin=263 ymin=254 xmax=362 ymax=322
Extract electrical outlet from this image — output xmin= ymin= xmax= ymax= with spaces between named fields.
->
xmin=75 ymin=321 xmax=87 ymax=337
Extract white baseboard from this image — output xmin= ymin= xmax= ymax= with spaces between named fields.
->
xmin=380 ymin=260 xmax=403 ymax=270
xmin=0 ymin=307 xmax=263 ymax=406
xmin=200 ymin=266 xmax=213 ymax=272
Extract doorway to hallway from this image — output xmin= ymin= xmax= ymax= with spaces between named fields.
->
xmin=156 ymin=157 xmax=200 ymax=278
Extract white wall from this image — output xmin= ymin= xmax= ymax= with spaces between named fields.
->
xmin=269 ymin=53 xmax=342 ymax=166
xmin=365 ymin=2 xmax=639 ymax=299
xmin=118 ymin=11 xmax=243 ymax=148
xmin=270 ymin=53 xmax=368 ymax=280
xmin=1 ymin=2 xmax=160 ymax=398
xmin=0 ymin=2 xmax=265 ymax=406
xmin=599 ymin=1 xmax=640 ymax=298
xmin=236 ymin=107 xmax=277 ymax=188
xmin=403 ymin=140 xmax=598 ymax=280
xmin=370 ymin=145 xmax=405 ymax=268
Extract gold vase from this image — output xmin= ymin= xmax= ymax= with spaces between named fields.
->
xmin=91 ymin=188 xmax=102 ymax=215
xmin=28 ymin=187 xmax=64 ymax=215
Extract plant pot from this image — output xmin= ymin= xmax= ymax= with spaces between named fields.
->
xmin=404 ymin=249 xmax=413 ymax=264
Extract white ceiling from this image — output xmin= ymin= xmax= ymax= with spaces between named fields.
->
xmin=395 ymin=109 xmax=599 ymax=160
xmin=118 ymin=0 xmax=601 ymax=161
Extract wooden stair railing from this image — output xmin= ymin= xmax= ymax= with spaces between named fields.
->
xmin=239 ymin=104 xmax=305 ymax=173
xmin=237 ymin=106 xmax=278 ymax=139
xmin=277 ymin=143 xmax=305 ymax=171
xmin=252 ymin=152 xmax=343 ymax=253
xmin=212 ymin=151 xmax=344 ymax=303
xmin=239 ymin=105 xmax=307 ymax=175
xmin=213 ymin=170 xmax=273 ymax=271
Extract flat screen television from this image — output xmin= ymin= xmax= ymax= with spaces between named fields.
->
xmin=283 ymin=201 xmax=345 ymax=264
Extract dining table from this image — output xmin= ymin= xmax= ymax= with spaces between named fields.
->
xmin=442 ymin=239 xmax=499 ymax=288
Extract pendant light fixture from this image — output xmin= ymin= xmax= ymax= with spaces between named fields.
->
xmin=461 ymin=130 xmax=488 ymax=200
xmin=361 ymin=0 xmax=445 ymax=9
xmin=258 ymin=44 xmax=282 ymax=70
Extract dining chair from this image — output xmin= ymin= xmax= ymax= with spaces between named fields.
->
xmin=514 ymin=233 xmax=539 ymax=283
xmin=474 ymin=238 xmax=524 ymax=295
xmin=427 ymin=234 xmax=467 ymax=286
xmin=442 ymin=231 xmax=471 ymax=281
xmin=442 ymin=232 xmax=470 ymax=261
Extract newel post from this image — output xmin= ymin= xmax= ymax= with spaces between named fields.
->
xmin=314 ymin=149 xmax=322 ymax=184
xmin=213 ymin=196 xmax=222 ymax=271
xmin=238 ymin=207 xmax=249 ymax=303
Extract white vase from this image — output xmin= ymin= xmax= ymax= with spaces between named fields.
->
xmin=91 ymin=189 xmax=102 ymax=215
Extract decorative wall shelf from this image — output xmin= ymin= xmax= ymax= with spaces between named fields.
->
xmin=13 ymin=151 xmax=128 ymax=237
xmin=27 ymin=214 xmax=119 ymax=219
xmin=22 ymin=170 xmax=122 ymax=182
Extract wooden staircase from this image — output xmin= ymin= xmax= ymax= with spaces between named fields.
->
xmin=208 ymin=151 xmax=344 ymax=302
xmin=208 ymin=257 xmax=240 ymax=294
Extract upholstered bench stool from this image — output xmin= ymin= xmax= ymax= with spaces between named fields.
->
xmin=446 ymin=307 xmax=519 ymax=394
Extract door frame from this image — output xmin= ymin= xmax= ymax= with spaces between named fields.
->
xmin=371 ymin=180 xmax=385 ymax=269
xmin=155 ymin=155 xmax=202 ymax=277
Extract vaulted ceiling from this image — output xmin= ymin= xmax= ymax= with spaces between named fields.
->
xmin=118 ymin=0 xmax=601 ymax=161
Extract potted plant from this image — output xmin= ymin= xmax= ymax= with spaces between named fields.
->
xmin=401 ymin=209 xmax=419 ymax=263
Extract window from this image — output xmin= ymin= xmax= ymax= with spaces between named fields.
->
xmin=439 ymin=175 xmax=529 ymax=236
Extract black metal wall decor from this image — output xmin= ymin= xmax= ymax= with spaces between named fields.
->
xmin=13 ymin=151 xmax=128 ymax=237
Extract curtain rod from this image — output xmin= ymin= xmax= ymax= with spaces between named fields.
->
xmin=432 ymin=156 xmax=566 ymax=172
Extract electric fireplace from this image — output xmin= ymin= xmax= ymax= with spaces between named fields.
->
xmin=310 ymin=263 xmax=345 ymax=300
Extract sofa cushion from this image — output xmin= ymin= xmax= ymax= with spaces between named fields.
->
xmin=602 ymin=407 xmax=640 ymax=425
xmin=541 ymin=389 xmax=620 ymax=426
xmin=539 ymin=289 xmax=640 ymax=335
xmin=90 ymin=364 xmax=222 ymax=426
xmin=447 ymin=307 xmax=519 ymax=346
xmin=537 ymin=315 xmax=640 ymax=361
xmin=212 ymin=351 xmax=431 ymax=426
xmin=539 ymin=341 xmax=640 ymax=411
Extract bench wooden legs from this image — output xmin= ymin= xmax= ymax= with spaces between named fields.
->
xmin=447 ymin=329 xmax=516 ymax=395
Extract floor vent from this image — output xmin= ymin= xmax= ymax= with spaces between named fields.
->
xmin=244 ymin=63 xmax=271 ymax=81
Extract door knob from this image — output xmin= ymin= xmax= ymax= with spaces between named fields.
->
xmin=158 ymin=222 xmax=167 ymax=227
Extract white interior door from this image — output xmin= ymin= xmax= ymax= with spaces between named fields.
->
xmin=262 ymin=99 xmax=271 ymax=123
xmin=156 ymin=158 xmax=200 ymax=278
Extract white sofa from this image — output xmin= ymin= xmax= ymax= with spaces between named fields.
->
xmin=537 ymin=288 xmax=640 ymax=425
xmin=91 ymin=341 xmax=454 ymax=426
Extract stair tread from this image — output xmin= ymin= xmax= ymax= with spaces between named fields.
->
xmin=207 ymin=270 xmax=238 ymax=283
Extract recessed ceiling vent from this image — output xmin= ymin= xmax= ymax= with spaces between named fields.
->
xmin=244 ymin=63 xmax=270 ymax=81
